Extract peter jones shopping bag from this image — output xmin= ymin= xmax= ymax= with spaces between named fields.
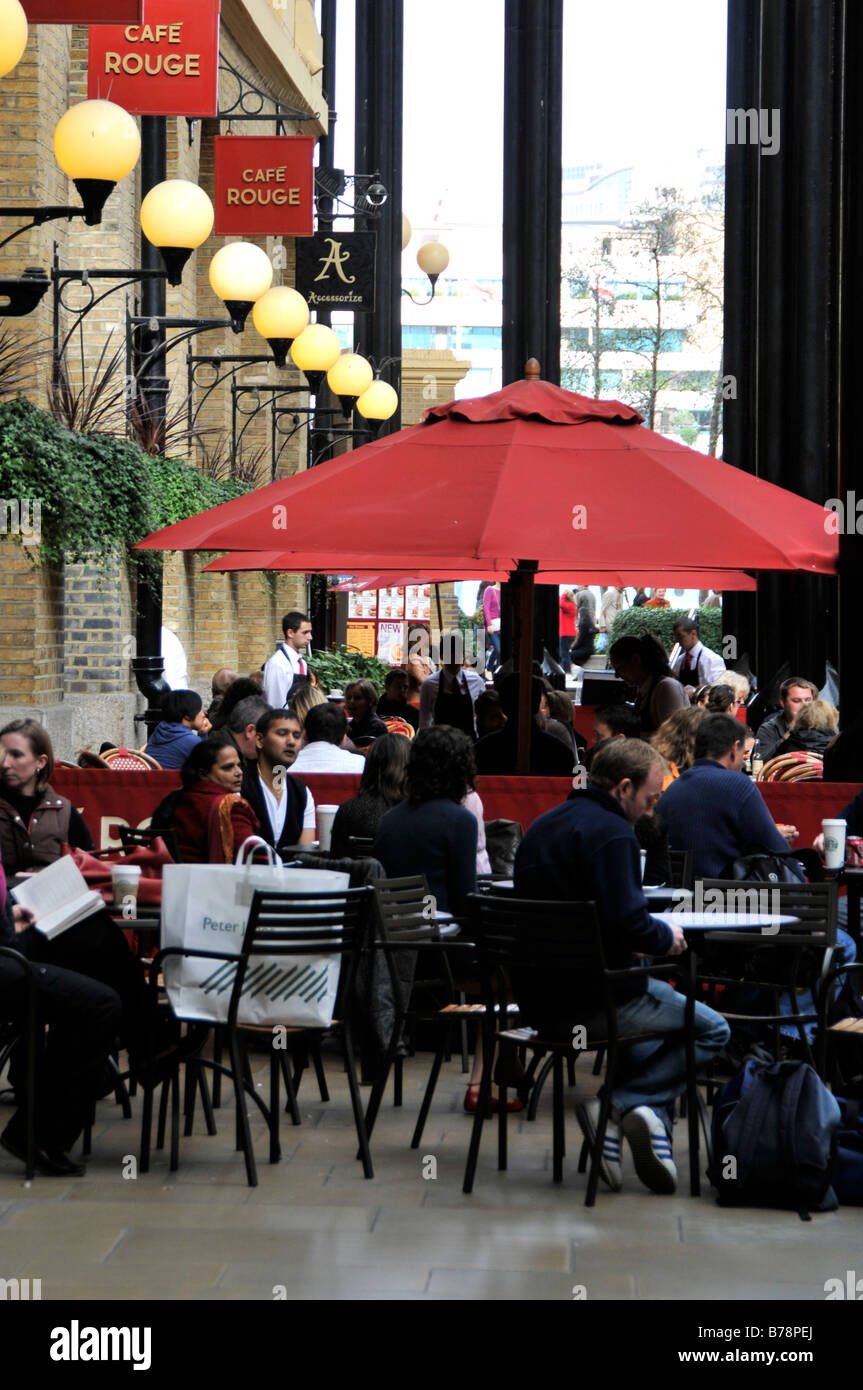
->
xmin=160 ymin=838 xmax=349 ymax=1027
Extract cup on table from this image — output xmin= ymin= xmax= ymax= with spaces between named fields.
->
xmin=640 ymin=849 xmax=647 ymax=882
xmin=111 ymin=863 xmax=141 ymax=909
xmin=316 ymin=805 xmax=339 ymax=854
xmin=822 ymin=819 xmax=848 ymax=869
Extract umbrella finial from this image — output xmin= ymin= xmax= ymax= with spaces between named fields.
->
xmin=524 ymin=358 xmax=541 ymax=380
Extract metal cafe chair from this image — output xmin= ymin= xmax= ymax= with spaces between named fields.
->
xmin=140 ymin=886 xmax=374 ymax=1188
xmin=462 ymin=892 xmax=699 ymax=1207
xmin=693 ymin=879 xmax=838 ymax=1069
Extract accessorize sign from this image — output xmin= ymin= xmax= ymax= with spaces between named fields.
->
xmin=213 ymin=136 xmax=315 ymax=236
xmin=295 ymin=231 xmax=376 ymax=310
xmin=24 ymin=1 xmax=143 ymax=18
xmin=87 ymin=0 xmax=220 ymax=116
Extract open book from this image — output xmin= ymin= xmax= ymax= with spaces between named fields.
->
xmin=11 ymin=855 xmax=104 ymax=940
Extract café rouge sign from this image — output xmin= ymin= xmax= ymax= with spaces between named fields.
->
xmin=88 ymin=0 xmax=220 ymax=117
xmin=214 ymin=137 xmax=315 ymax=236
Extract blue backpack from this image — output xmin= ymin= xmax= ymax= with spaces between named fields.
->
xmin=709 ymin=1058 xmax=840 ymax=1216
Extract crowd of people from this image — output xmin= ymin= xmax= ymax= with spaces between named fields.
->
xmin=0 ymin=601 xmax=855 ymax=1194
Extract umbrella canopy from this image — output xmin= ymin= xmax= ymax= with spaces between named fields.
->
xmin=206 ymin=559 xmax=757 ymax=590
xmin=138 ymin=378 xmax=837 ymax=575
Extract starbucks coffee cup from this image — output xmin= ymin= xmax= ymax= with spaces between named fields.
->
xmin=111 ymin=863 xmax=141 ymax=907
xmin=822 ymin=819 xmax=847 ymax=869
xmin=316 ymin=805 xmax=339 ymax=853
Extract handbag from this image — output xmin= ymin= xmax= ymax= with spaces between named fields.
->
xmin=726 ymin=849 xmax=807 ymax=884
xmin=64 ymin=840 xmax=172 ymax=907
xmin=160 ymin=837 xmax=349 ymax=1027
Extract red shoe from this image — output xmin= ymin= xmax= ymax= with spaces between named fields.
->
xmin=463 ymin=1084 xmax=523 ymax=1114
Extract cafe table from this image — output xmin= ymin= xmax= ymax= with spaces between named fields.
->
xmin=650 ymin=910 xmax=801 ymax=1195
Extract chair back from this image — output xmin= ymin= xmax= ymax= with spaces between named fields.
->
xmin=696 ymin=878 xmax=838 ymax=943
xmin=668 ymin=848 xmax=694 ymax=890
xmin=102 ymin=747 xmax=163 ymax=771
xmin=347 ymin=835 xmax=376 ymax=858
xmin=372 ymin=876 xmax=436 ymax=943
xmin=757 ymin=751 xmax=823 ymax=782
xmin=232 ymin=887 xmax=372 ymax=1028
xmin=466 ymin=892 xmax=609 ymax=1037
xmin=119 ymin=824 xmax=181 ymax=863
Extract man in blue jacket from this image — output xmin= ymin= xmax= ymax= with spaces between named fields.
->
xmin=515 ymin=739 xmax=729 ymax=1195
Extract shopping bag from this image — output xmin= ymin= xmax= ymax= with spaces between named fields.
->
xmin=160 ymin=838 xmax=349 ymax=1027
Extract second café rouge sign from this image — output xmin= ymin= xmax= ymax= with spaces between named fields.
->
xmin=87 ymin=0 xmax=220 ymax=117
xmin=23 ymin=2 xmax=143 ymax=19
xmin=214 ymin=136 xmax=315 ymax=236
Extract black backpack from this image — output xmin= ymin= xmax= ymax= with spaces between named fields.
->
xmin=726 ymin=849 xmax=807 ymax=883
xmin=708 ymin=1058 xmax=840 ymax=1216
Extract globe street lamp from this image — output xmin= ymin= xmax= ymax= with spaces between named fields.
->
xmin=208 ymin=240 xmax=273 ymax=332
xmin=0 ymin=0 xmax=27 ymax=79
xmin=289 ymin=321 xmax=341 ymax=395
xmin=326 ymin=350 xmax=373 ymax=416
xmin=252 ymin=285 xmax=310 ymax=367
xmin=53 ymin=99 xmax=141 ymax=226
xmin=356 ymin=378 xmax=399 ymax=430
xmin=141 ymin=179 xmax=215 ymax=287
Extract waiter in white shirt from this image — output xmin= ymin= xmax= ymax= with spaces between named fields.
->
xmin=262 ymin=610 xmax=313 ymax=709
xmin=670 ymin=617 xmax=726 ymax=693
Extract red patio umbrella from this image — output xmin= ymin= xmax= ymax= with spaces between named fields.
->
xmin=138 ymin=378 xmax=836 ymax=768
xmin=206 ymin=560 xmax=757 ymax=590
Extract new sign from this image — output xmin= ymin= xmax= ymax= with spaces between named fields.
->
xmin=213 ymin=136 xmax=315 ymax=237
xmin=295 ymin=232 xmax=377 ymax=311
xmin=87 ymin=0 xmax=220 ymax=116
xmin=24 ymin=2 xmax=143 ymax=18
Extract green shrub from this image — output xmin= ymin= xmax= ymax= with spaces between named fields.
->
xmin=608 ymin=606 xmax=723 ymax=656
xmin=309 ymin=645 xmax=391 ymax=695
xmin=0 ymin=397 xmax=249 ymax=576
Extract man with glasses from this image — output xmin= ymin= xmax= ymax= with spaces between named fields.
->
xmin=514 ymin=739 xmax=729 ymax=1196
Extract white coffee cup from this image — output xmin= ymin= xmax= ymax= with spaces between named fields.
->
xmin=316 ymin=804 xmax=339 ymax=853
xmin=822 ymin=819 xmax=848 ymax=869
xmin=640 ymin=849 xmax=647 ymax=882
xmin=111 ymin=863 xmax=141 ymax=907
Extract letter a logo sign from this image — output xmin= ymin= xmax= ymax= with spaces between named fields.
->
xmin=315 ymin=239 xmax=356 ymax=284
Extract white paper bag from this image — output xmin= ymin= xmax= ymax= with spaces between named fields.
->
xmin=160 ymin=840 xmax=350 ymax=1027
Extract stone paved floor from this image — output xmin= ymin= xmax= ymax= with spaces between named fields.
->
xmin=0 ymin=1051 xmax=859 ymax=1301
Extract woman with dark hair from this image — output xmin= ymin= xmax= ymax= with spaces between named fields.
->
xmin=373 ymin=727 xmax=478 ymax=915
xmin=208 ymin=676 xmax=262 ymax=732
xmin=609 ymin=633 xmax=687 ymax=734
xmin=705 ymin=683 xmax=735 ymax=714
xmin=151 ymin=734 xmax=260 ymax=863
xmin=344 ymin=678 xmax=389 ymax=747
xmin=145 ymin=689 xmax=208 ymax=769
xmin=0 ymin=719 xmax=94 ymax=874
xmin=330 ymin=733 xmax=410 ymax=857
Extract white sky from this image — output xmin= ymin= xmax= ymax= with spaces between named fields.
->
xmin=331 ymin=0 xmax=727 ymax=230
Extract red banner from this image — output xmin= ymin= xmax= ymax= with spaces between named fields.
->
xmin=24 ymin=1 xmax=143 ymax=19
xmin=87 ymin=0 xmax=220 ymax=116
xmin=213 ymin=136 xmax=315 ymax=237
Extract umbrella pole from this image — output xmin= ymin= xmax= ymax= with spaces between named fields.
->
xmin=512 ymin=561 xmax=538 ymax=775
xmin=434 ymin=582 xmax=443 ymax=635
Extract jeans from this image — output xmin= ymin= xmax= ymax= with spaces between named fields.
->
xmin=607 ymin=979 xmax=730 ymax=1137
xmin=559 ymin=637 xmax=573 ymax=669
xmin=487 ymin=630 xmax=501 ymax=673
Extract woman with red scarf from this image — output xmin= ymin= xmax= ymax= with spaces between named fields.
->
xmin=152 ymin=735 xmax=260 ymax=863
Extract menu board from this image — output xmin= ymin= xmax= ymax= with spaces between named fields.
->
xmin=377 ymin=622 xmax=406 ymax=665
xmin=348 ymin=589 xmax=378 ymax=620
xmin=377 ymin=588 xmax=405 ymax=620
xmin=405 ymin=585 xmax=431 ymax=622
xmin=345 ymin=621 xmax=376 ymax=657
xmin=345 ymin=583 xmax=430 ymax=662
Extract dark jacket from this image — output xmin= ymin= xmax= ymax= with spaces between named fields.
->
xmin=240 ymin=765 xmax=308 ymax=855
xmin=0 ymin=784 xmax=93 ymax=875
xmin=474 ymin=725 xmax=574 ymax=777
xmin=774 ymin=726 xmax=835 ymax=758
xmin=754 ymin=709 xmax=789 ymax=762
xmin=144 ymin=721 xmax=201 ymax=770
xmin=376 ymin=697 xmax=419 ymax=730
xmin=374 ymin=798 xmax=477 ymax=914
xmin=514 ymin=787 xmax=674 ymax=1017
xmin=347 ymin=712 xmax=390 ymax=744
xmin=658 ymin=758 xmax=790 ymax=879
xmin=570 ymin=614 xmax=597 ymax=666
xmin=330 ymin=791 xmax=396 ymax=859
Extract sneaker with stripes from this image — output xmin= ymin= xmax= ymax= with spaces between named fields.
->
xmin=622 ymin=1105 xmax=677 ymax=1194
xmin=575 ymin=1098 xmax=623 ymax=1191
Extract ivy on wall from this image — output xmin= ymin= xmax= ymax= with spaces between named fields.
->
xmin=0 ymin=398 xmax=249 ymax=575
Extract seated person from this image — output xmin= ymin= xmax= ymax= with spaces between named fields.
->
xmin=0 ymin=885 xmax=121 ymax=1177
xmin=288 ymin=705 xmax=366 ymax=774
xmin=290 ymin=683 xmax=327 ymax=734
xmin=755 ymin=677 xmax=817 ymax=762
xmin=705 ymin=683 xmax=735 ymax=714
xmin=208 ymin=676 xmax=263 ymax=732
xmin=145 ymin=689 xmax=208 ymax=769
xmin=223 ymin=695 xmax=270 ymax=766
xmin=543 ymin=688 xmax=586 ymax=761
xmin=474 ymin=689 xmax=507 ymax=740
xmin=773 ymin=698 xmax=839 ymax=758
xmin=374 ymin=726 xmax=478 ymax=915
xmin=241 ymin=709 xmax=316 ymax=855
xmin=515 ymin=739 xmax=729 ymax=1194
xmin=583 ymin=703 xmax=642 ymax=772
xmin=151 ymin=735 xmax=259 ymax=863
xmin=376 ymin=668 xmax=419 ymax=730
xmin=474 ymin=675 xmax=574 ymax=776
xmin=344 ymin=679 xmax=389 ymax=747
xmin=207 ymin=667 xmax=238 ymax=723
xmin=330 ymin=733 xmax=410 ymax=858
xmin=0 ymin=719 xmax=94 ymax=872
xmin=651 ymin=706 xmax=707 ymax=782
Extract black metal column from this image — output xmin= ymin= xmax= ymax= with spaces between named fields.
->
xmin=354 ymin=0 xmax=403 ymax=433
xmin=501 ymin=0 xmax=563 ymax=387
xmin=501 ymin=0 xmax=562 ymax=664
xmin=132 ymin=115 xmax=168 ymax=725
xmin=723 ymin=0 xmax=842 ymax=701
